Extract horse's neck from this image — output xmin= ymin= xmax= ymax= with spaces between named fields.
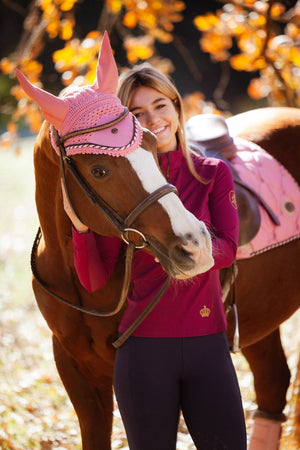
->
xmin=34 ymin=123 xmax=71 ymax=256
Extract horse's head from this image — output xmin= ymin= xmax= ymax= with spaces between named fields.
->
xmin=17 ymin=32 xmax=214 ymax=279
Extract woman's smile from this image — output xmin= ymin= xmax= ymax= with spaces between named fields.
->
xmin=152 ymin=125 xmax=167 ymax=135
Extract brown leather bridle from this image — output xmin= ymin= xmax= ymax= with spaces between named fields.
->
xmin=31 ymin=114 xmax=177 ymax=347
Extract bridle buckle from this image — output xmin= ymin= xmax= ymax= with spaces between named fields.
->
xmin=121 ymin=228 xmax=148 ymax=249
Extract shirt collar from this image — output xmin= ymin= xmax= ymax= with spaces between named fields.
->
xmin=158 ymin=144 xmax=183 ymax=179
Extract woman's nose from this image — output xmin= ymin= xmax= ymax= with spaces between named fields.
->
xmin=145 ymin=111 xmax=157 ymax=126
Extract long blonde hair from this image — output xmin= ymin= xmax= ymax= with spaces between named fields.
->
xmin=117 ymin=64 xmax=207 ymax=183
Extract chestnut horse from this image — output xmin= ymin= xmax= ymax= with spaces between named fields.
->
xmin=17 ymin=33 xmax=214 ymax=450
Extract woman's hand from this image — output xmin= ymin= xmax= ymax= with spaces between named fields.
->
xmin=61 ymin=179 xmax=89 ymax=233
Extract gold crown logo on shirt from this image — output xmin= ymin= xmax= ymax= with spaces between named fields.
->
xmin=200 ymin=305 xmax=211 ymax=318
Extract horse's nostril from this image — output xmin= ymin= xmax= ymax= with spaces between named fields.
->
xmin=169 ymin=239 xmax=194 ymax=270
xmin=185 ymin=233 xmax=193 ymax=241
xmin=184 ymin=233 xmax=199 ymax=247
xmin=176 ymin=245 xmax=191 ymax=258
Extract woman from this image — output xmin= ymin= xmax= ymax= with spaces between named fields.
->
xmin=66 ymin=64 xmax=247 ymax=449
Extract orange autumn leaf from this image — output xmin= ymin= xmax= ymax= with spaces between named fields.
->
xmin=230 ymin=53 xmax=254 ymax=71
xmin=53 ymin=46 xmax=77 ymax=65
xmin=289 ymin=46 xmax=300 ymax=67
xmin=286 ymin=23 xmax=300 ymax=40
xmin=46 ymin=19 xmax=60 ymax=38
xmin=59 ymin=0 xmax=77 ymax=11
xmin=106 ymin=0 xmax=122 ymax=14
xmin=150 ymin=28 xmax=173 ymax=43
xmin=253 ymin=56 xmax=266 ymax=70
xmin=247 ymin=77 xmax=270 ymax=99
xmin=11 ymin=85 xmax=26 ymax=101
xmin=18 ymin=60 xmax=43 ymax=83
xmin=60 ymin=19 xmax=74 ymax=40
xmin=270 ymin=2 xmax=286 ymax=18
xmin=86 ymin=30 xmax=101 ymax=40
xmin=139 ymin=11 xmax=157 ymax=29
xmin=201 ymin=32 xmax=232 ymax=55
xmin=123 ymin=11 xmax=138 ymax=28
xmin=40 ymin=0 xmax=55 ymax=14
xmin=248 ymin=11 xmax=266 ymax=27
xmin=174 ymin=1 xmax=185 ymax=12
xmin=194 ymin=14 xmax=219 ymax=31
xmin=0 ymin=58 xmax=15 ymax=74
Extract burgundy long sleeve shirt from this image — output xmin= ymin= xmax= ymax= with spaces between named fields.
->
xmin=72 ymin=148 xmax=239 ymax=337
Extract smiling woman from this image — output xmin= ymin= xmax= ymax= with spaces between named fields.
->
xmin=67 ymin=61 xmax=246 ymax=449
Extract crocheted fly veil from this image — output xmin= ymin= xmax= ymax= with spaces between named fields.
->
xmin=16 ymin=32 xmax=143 ymax=157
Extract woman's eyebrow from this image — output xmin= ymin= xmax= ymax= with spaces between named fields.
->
xmin=130 ymin=106 xmax=141 ymax=114
xmin=130 ymin=97 xmax=166 ymax=113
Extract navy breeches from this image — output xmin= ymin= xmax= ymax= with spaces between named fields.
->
xmin=113 ymin=332 xmax=247 ymax=450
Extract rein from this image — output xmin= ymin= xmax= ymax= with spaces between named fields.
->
xmin=31 ymin=118 xmax=177 ymax=347
xmin=225 ymin=262 xmax=240 ymax=353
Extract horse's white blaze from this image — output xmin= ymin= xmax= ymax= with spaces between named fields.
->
xmin=126 ymin=148 xmax=214 ymax=276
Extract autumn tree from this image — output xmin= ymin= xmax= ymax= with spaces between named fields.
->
xmin=1 ymin=0 xmax=300 ymax=147
xmin=194 ymin=0 xmax=300 ymax=107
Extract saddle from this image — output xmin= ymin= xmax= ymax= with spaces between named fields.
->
xmin=186 ymin=114 xmax=280 ymax=247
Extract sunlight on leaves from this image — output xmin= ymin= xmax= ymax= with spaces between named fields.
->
xmin=123 ymin=10 xmax=138 ymax=28
xmin=124 ymin=35 xmax=155 ymax=63
xmin=194 ymin=13 xmax=219 ymax=31
xmin=2 ymin=0 xmax=300 ymax=144
xmin=60 ymin=18 xmax=74 ymax=40
xmin=247 ymin=77 xmax=270 ymax=99
xmin=106 ymin=0 xmax=123 ymax=14
xmin=194 ymin=0 xmax=300 ymax=107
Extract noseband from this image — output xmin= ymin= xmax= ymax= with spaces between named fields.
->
xmin=31 ymin=113 xmax=177 ymax=347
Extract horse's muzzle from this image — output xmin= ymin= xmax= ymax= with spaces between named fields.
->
xmin=148 ymin=229 xmax=214 ymax=279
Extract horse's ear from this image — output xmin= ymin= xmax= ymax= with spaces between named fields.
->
xmin=16 ymin=70 xmax=69 ymax=130
xmin=93 ymin=31 xmax=118 ymax=94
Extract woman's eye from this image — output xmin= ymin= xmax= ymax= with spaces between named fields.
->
xmin=91 ymin=167 xmax=108 ymax=178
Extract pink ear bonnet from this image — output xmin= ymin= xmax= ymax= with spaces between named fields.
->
xmin=16 ymin=32 xmax=143 ymax=157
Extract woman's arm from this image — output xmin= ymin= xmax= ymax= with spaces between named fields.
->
xmin=72 ymin=229 xmax=122 ymax=292
xmin=61 ymin=179 xmax=122 ymax=292
xmin=209 ymin=160 xmax=239 ymax=270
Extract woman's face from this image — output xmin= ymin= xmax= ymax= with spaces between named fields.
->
xmin=129 ymin=86 xmax=179 ymax=153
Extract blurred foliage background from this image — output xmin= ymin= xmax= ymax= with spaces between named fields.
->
xmin=1 ymin=0 xmax=300 ymax=147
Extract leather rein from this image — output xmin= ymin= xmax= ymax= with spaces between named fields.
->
xmin=31 ymin=110 xmax=177 ymax=348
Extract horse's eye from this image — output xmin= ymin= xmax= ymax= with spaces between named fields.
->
xmin=91 ymin=167 xmax=109 ymax=178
